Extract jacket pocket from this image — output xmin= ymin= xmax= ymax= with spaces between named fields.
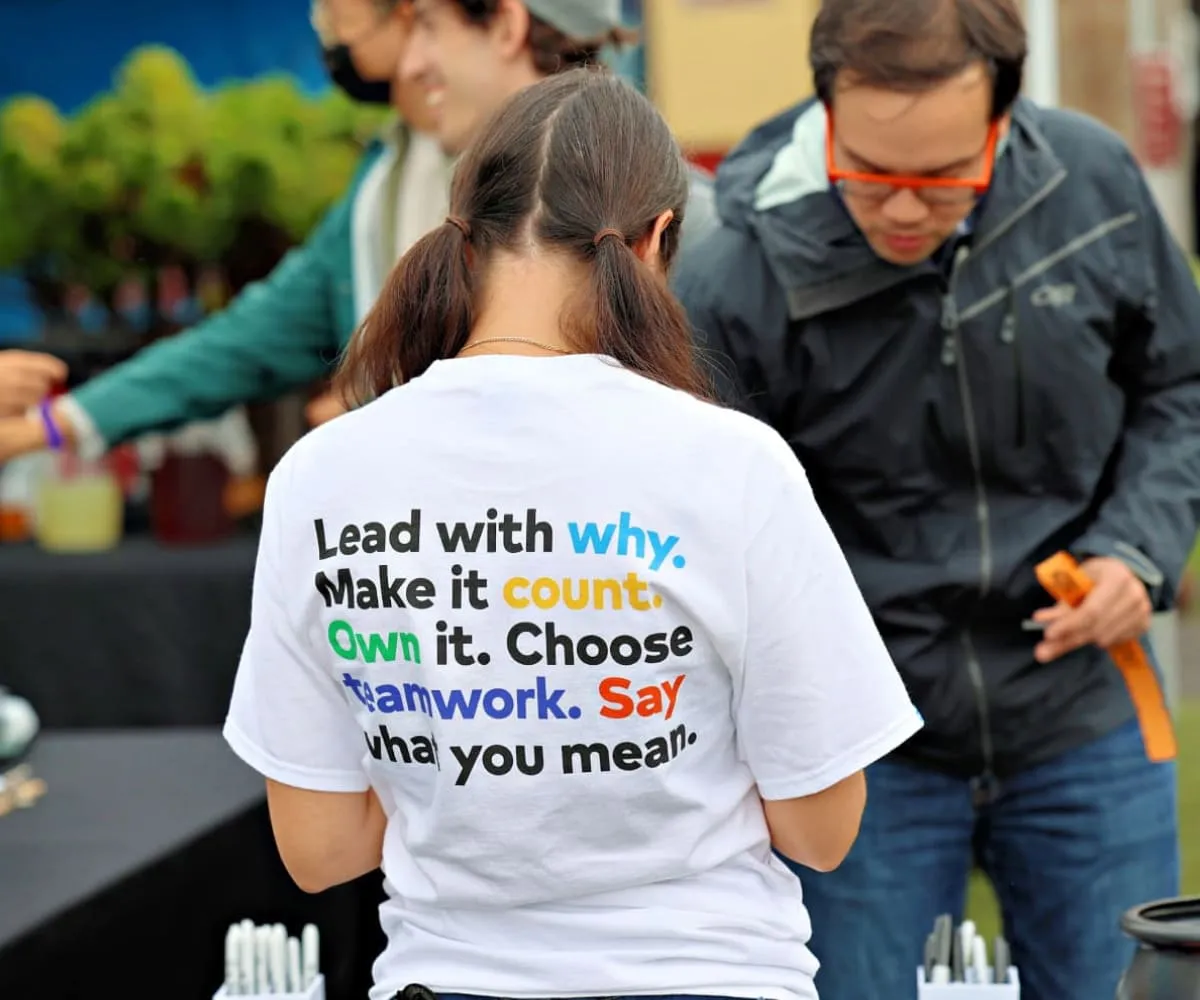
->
xmin=993 ymin=266 xmax=1126 ymax=498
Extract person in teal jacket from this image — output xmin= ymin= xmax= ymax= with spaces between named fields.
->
xmin=0 ymin=0 xmax=444 ymax=461
xmin=0 ymin=0 xmax=711 ymax=462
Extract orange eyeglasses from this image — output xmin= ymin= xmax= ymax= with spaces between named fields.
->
xmin=825 ymin=110 xmax=1000 ymax=207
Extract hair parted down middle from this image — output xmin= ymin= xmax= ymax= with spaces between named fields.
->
xmin=335 ymin=67 xmax=713 ymax=405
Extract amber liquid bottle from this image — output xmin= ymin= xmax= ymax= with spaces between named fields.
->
xmin=150 ymin=450 xmax=233 ymax=546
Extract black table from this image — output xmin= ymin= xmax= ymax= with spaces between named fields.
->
xmin=0 ymin=534 xmax=257 ymax=727
xmin=0 ymin=729 xmax=384 ymax=999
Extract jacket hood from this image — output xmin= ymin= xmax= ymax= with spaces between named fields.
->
xmin=712 ymin=99 xmax=821 ymax=234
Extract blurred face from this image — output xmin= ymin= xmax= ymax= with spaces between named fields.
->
xmin=320 ymin=0 xmax=436 ymax=128
xmin=323 ymin=0 xmax=409 ymax=81
xmin=828 ymin=62 xmax=1004 ymax=266
xmin=403 ymin=0 xmax=541 ymax=155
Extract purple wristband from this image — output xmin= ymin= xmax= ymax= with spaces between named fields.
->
xmin=38 ymin=399 xmax=64 ymax=451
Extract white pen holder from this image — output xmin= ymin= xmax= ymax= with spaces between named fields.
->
xmin=917 ymin=968 xmax=1020 ymax=999
xmin=213 ymin=975 xmax=326 ymax=1000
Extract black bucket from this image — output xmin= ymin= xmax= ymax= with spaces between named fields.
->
xmin=1116 ymin=896 xmax=1200 ymax=999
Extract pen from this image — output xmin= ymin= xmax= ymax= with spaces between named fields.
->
xmin=288 ymin=936 xmax=303 ymax=994
xmin=969 ymin=931 xmax=988 ymax=979
xmin=957 ymin=920 xmax=975 ymax=983
xmin=302 ymin=923 xmax=320 ymax=988
xmin=931 ymin=914 xmax=952 ymax=983
xmin=238 ymin=920 xmax=256 ymax=995
xmin=950 ymin=923 xmax=965 ymax=982
xmin=994 ymin=935 xmax=1010 ymax=984
xmin=255 ymin=925 xmax=271 ymax=994
xmin=225 ymin=924 xmax=243 ymax=995
xmin=923 ymin=931 xmax=937 ymax=982
xmin=270 ymin=924 xmax=287 ymax=994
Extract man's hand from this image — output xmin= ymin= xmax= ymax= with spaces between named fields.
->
xmin=0 ymin=351 xmax=66 ymax=417
xmin=1032 ymin=556 xmax=1152 ymax=662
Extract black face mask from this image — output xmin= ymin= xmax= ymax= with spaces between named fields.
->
xmin=322 ymin=43 xmax=392 ymax=105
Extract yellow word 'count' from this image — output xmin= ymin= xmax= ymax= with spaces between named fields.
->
xmin=502 ymin=573 xmax=663 ymax=612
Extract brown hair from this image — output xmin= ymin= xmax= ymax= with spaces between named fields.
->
xmin=335 ymin=67 xmax=711 ymax=405
xmin=449 ymin=0 xmax=637 ymax=74
xmin=810 ymin=0 xmax=1027 ymax=118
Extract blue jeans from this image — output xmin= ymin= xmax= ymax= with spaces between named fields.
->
xmin=784 ymin=719 xmax=1179 ymax=1000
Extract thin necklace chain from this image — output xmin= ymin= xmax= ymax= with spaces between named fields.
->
xmin=459 ymin=337 xmax=572 ymax=356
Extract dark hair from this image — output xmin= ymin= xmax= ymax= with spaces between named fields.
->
xmin=449 ymin=0 xmax=637 ymax=74
xmin=810 ymin=0 xmax=1027 ymax=119
xmin=335 ymin=68 xmax=712 ymax=405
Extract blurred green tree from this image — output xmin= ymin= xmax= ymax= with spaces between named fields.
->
xmin=0 ymin=96 xmax=68 ymax=270
xmin=0 ymin=44 xmax=390 ymax=317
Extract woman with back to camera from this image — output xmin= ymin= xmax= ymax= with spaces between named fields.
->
xmin=224 ymin=68 xmax=923 ymax=1000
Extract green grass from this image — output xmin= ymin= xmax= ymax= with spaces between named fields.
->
xmin=965 ymin=700 xmax=1200 ymax=939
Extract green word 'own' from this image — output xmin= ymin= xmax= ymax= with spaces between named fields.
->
xmin=328 ymin=619 xmax=421 ymax=664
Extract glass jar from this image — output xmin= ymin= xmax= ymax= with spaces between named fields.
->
xmin=34 ymin=453 xmax=123 ymax=553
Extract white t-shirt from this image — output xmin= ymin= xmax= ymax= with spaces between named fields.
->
xmin=224 ymin=353 xmax=922 ymax=1000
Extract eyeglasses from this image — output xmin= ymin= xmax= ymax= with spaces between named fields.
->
xmin=825 ymin=111 xmax=999 ymax=207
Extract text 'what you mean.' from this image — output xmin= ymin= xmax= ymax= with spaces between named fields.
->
xmin=364 ymin=721 xmax=701 ymax=786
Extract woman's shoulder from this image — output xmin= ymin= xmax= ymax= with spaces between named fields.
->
xmin=268 ymin=394 xmax=409 ymax=488
xmin=669 ymin=391 xmax=801 ymax=471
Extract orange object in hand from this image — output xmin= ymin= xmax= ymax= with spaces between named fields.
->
xmin=1035 ymin=551 xmax=1177 ymax=763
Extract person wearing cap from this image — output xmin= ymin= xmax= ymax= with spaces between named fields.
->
xmin=401 ymin=0 xmax=717 ymax=255
xmin=0 ymin=0 xmax=447 ymax=464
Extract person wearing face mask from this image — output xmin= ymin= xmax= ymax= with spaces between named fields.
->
xmin=0 ymin=0 xmax=449 ymax=464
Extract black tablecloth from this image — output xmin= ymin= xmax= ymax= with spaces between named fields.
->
xmin=0 ymin=729 xmax=384 ymax=999
xmin=0 ymin=534 xmax=257 ymax=727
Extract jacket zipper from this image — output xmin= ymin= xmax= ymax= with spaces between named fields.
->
xmin=942 ymin=245 xmax=993 ymax=595
xmin=937 ymin=172 xmax=1064 ymax=792
xmin=999 ymin=288 xmax=1025 ymax=448
xmin=942 ymin=244 xmax=997 ymax=790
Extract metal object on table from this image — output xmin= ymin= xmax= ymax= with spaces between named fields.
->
xmin=1117 ymin=896 xmax=1200 ymax=999
xmin=0 ymin=688 xmax=44 ymax=817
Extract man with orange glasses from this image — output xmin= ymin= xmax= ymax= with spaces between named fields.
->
xmin=676 ymin=2 xmax=1200 ymax=1000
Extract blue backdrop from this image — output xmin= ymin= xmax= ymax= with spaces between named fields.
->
xmin=0 ymin=0 xmax=327 ymax=111
xmin=0 ymin=0 xmax=643 ymax=110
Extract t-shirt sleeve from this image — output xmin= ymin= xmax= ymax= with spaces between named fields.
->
xmin=735 ymin=437 xmax=923 ymax=801
xmin=223 ymin=456 xmax=370 ymax=793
